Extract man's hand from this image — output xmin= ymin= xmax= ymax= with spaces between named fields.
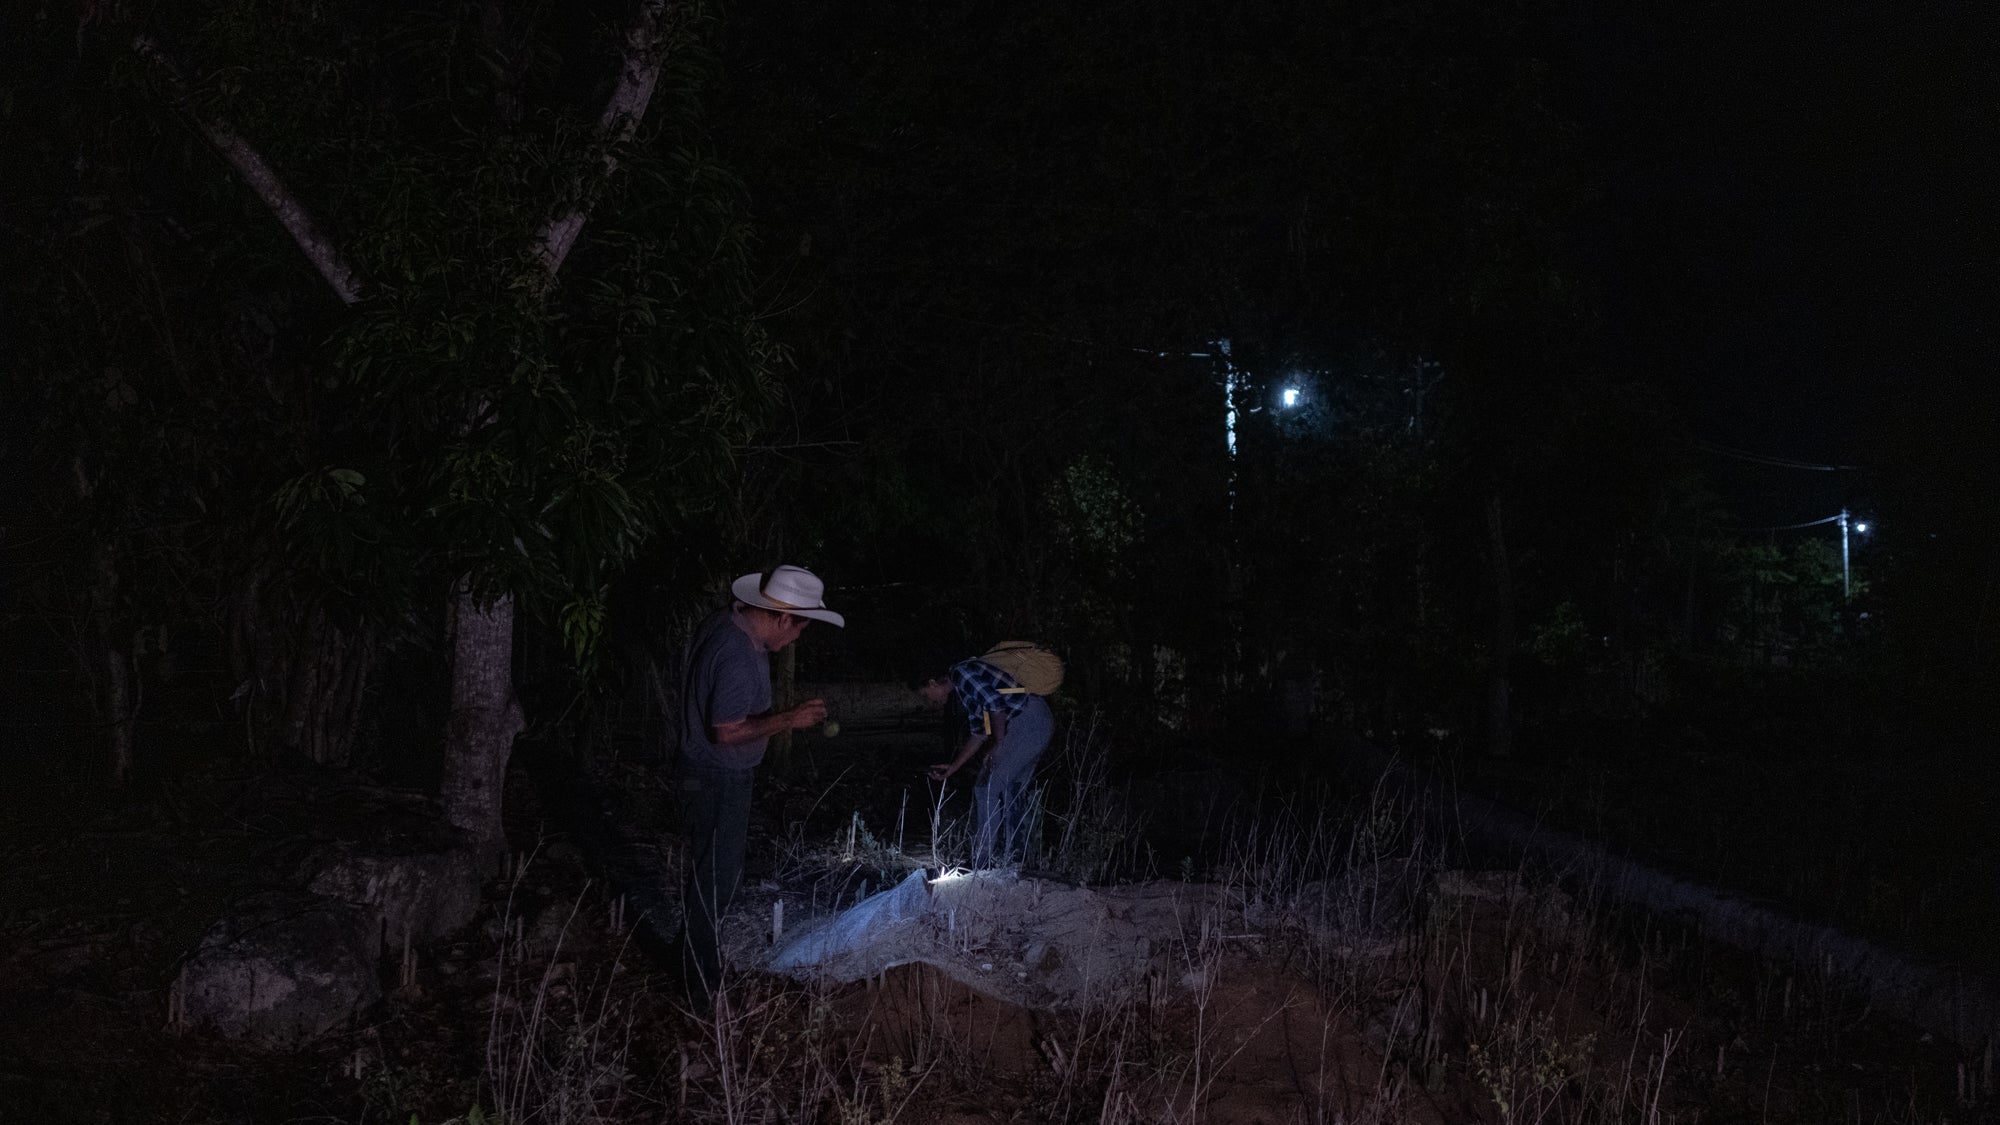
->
xmin=786 ymin=698 xmax=829 ymax=729
xmin=713 ymin=698 xmax=830 ymax=745
xmin=929 ymin=729 xmax=988 ymax=783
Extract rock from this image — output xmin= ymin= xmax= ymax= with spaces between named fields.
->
xmin=521 ymin=898 xmax=579 ymax=958
xmin=304 ymin=841 xmax=486 ymax=948
xmin=1023 ymin=941 xmax=1060 ymax=971
xmin=1429 ymin=869 xmax=1571 ymax=932
xmin=176 ymin=891 xmax=382 ymax=1050
xmin=1291 ymin=858 xmax=1421 ymax=939
xmin=1361 ymin=986 xmax=1423 ymax=1055
xmin=1432 ymin=869 xmax=1523 ymax=901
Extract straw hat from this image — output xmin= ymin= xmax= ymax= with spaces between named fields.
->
xmin=731 ymin=565 xmax=846 ymax=627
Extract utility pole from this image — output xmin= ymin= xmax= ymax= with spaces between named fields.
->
xmin=1218 ymin=338 xmax=1239 ymax=515
xmin=1839 ymin=508 xmax=1851 ymax=601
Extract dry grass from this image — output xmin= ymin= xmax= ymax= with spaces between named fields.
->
xmin=430 ymin=762 xmax=1982 ymax=1125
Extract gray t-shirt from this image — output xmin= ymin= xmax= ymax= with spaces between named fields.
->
xmin=679 ymin=608 xmax=772 ymax=770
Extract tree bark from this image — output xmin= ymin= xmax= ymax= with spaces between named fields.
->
xmin=143 ymin=0 xmax=673 ymax=845
xmin=436 ymin=0 xmax=671 ymax=844
xmin=1484 ymin=493 xmax=1516 ymax=759
xmin=88 ymin=540 xmax=136 ymax=787
xmin=133 ymin=36 xmax=365 ymax=306
xmin=439 ymin=587 xmax=524 ymax=849
xmin=531 ymin=0 xmax=669 ymax=274
xmin=769 ymin=641 xmax=796 ymax=770
xmin=281 ymin=606 xmax=377 ymax=767
xmin=1681 ymin=550 xmax=1698 ymax=654
xmin=71 ymin=453 xmax=136 ymax=787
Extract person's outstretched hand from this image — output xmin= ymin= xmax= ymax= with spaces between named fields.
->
xmin=926 ymin=763 xmax=953 ymax=782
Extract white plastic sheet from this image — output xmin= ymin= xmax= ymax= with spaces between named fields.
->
xmin=767 ymin=868 xmax=931 ymax=973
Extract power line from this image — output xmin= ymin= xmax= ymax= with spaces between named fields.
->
xmin=1732 ymin=512 xmax=1846 ymax=532
xmin=1697 ymin=440 xmax=1862 ymax=473
xmin=916 ymin=308 xmax=1215 ymax=358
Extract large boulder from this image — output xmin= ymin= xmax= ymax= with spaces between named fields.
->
xmin=174 ymin=891 xmax=383 ymax=1049
xmin=304 ymin=837 xmax=487 ymax=950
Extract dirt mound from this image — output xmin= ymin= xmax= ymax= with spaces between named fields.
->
xmin=728 ymin=860 xmax=1432 ymax=1020
xmin=827 ymin=956 xmax=1409 ymax=1125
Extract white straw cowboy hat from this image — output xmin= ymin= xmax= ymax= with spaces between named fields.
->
xmin=731 ymin=565 xmax=846 ymax=627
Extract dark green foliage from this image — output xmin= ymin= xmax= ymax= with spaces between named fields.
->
xmin=155 ymin=0 xmax=784 ymax=635
xmin=2 ymin=0 xmax=783 ymax=773
xmin=3 ymin=0 xmax=1947 ymax=778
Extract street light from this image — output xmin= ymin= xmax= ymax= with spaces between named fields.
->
xmin=1838 ymin=509 xmax=1870 ymax=601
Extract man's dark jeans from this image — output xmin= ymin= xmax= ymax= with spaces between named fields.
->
xmin=678 ymin=765 xmax=754 ymax=1005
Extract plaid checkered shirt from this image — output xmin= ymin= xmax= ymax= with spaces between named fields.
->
xmin=948 ymin=658 xmax=1027 ymax=736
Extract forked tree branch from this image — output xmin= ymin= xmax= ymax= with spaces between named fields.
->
xmin=530 ymin=0 xmax=670 ymax=276
xmin=133 ymin=35 xmax=367 ymax=306
xmin=139 ymin=0 xmax=669 ymax=302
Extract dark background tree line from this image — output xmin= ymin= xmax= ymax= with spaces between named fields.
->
xmin=3 ymin=0 xmax=1994 ymax=932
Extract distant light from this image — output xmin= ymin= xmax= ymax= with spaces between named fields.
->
xmin=1855 ymin=522 xmax=1869 ymax=534
xmin=1281 ymin=387 xmax=1301 ymax=407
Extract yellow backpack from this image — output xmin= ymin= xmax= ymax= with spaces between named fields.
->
xmin=979 ymin=641 xmax=1064 ymax=696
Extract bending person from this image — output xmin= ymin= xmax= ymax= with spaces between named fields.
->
xmin=921 ymin=651 xmax=1056 ymax=869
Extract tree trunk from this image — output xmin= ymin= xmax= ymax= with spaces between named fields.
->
xmin=434 ymin=0 xmax=665 ymax=845
xmin=280 ymin=606 xmax=377 ymax=767
xmin=1680 ymin=550 xmax=1698 ymax=654
xmin=1484 ymin=493 xmax=1515 ymax=759
xmin=439 ymin=586 xmax=524 ymax=850
xmin=88 ymin=540 xmax=136 ymax=787
xmin=228 ymin=568 xmax=285 ymax=755
xmin=74 ymin=452 xmax=135 ymax=788
xmin=144 ymin=0 xmax=670 ymax=852
xmin=769 ymin=641 xmax=796 ymax=770
xmin=134 ymin=37 xmax=365 ymax=306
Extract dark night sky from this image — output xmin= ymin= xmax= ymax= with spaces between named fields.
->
xmin=1554 ymin=2 xmax=1994 ymax=488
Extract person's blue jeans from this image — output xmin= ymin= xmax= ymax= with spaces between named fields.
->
xmin=973 ymin=694 xmax=1053 ymax=868
xmin=678 ymin=765 xmax=753 ymax=1004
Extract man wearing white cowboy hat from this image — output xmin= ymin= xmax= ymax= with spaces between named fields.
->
xmin=676 ymin=564 xmax=843 ymax=1005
